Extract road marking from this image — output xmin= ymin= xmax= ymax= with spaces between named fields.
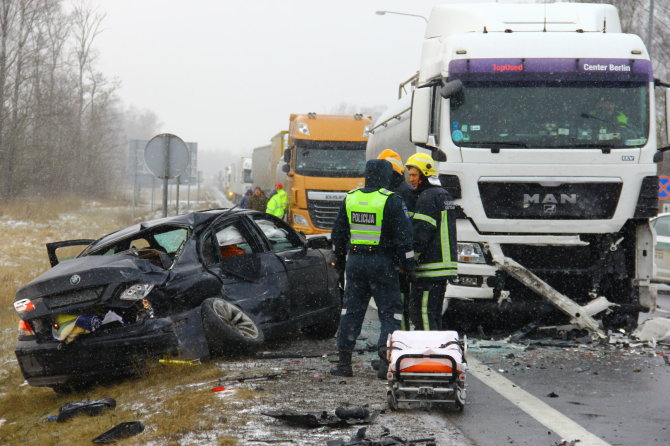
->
xmin=467 ymin=356 xmax=611 ymax=446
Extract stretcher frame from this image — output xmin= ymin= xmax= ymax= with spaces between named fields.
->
xmin=386 ymin=337 xmax=467 ymax=412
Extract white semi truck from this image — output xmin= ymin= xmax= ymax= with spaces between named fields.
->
xmin=367 ymin=3 xmax=665 ymax=336
xmin=224 ymin=157 xmax=253 ymax=204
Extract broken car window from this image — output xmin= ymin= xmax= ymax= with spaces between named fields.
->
xmin=253 ymin=217 xmax=302 ymax=252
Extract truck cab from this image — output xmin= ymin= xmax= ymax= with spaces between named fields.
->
xmin=282 ymin=113 xmax=371 ymax=234
xmin=369 ymin=3 xmax=661 ymax=334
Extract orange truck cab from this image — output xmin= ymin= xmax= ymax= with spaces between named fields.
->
xmin=281 ymin=113 xmax=372 ymax=234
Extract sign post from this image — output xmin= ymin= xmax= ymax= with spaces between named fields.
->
xmin=144 ymin=134 xmax=190 ymax=217
xmin=659 ymin=176 xmax=670 ymax=201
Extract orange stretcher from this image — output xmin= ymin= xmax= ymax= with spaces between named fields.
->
xmin=385 ymin=330 xmax=467 ymax=411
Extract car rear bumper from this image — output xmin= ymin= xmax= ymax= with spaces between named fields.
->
xmin=15 ymin=307 xmax=209 ymax=387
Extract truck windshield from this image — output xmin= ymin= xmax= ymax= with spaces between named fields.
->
xmin=295 ymin=140 xmax=366 ymax=177
xmin=448 ymin=58 xmax=651 ymax=149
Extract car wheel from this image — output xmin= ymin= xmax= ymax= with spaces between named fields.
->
xmin=201 ymin=298 xmax=264 ymax=356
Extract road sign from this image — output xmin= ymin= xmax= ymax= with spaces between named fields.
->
xmin=659 ymin=176 xmax=670 ymax=200
xmin=144 ymin=134 xmax=190 ymax=179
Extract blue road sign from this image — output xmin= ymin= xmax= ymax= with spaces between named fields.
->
xmin=659 ymin=176 xmax=670 ymax=200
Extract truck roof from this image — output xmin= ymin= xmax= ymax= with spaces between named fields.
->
xmin=426 ymin=3 xmax=621 ymax=39
xmin=289 ymin=113 xmax=372 ymax=142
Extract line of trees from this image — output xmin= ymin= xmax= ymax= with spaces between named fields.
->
xmin=0 ymin=0 xmax=135 ymax=200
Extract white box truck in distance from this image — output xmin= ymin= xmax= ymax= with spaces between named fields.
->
xmin=224 ymin=157 xmax=252 ymax=204
xmin=367 ymin=3 xmax=661 ymax=336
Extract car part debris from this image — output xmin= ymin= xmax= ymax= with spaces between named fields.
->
xmin=56 ymin=398 xmax=116 ymax=422
xmin=262 ymin=407 xmax=378 ymax=428
xmin=632 ymin=317 xmax=670 ymax=345
xmin=92 ymin=421 xmax=144 ymax=443
xmin=326 ymin=427 xmax=436 ymax=446
xmin=489 ymin=243 xmax=611 ymax=340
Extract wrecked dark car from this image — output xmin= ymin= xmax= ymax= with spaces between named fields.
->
xmin=13 ymin=208 xmax=341 ymax=391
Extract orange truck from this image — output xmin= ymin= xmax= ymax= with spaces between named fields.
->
xmin=280 ymin=113 xmax=372 ymax=234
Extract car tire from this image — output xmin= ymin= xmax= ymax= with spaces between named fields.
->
xmin=201 ymin=298 xmax=264 ymax=356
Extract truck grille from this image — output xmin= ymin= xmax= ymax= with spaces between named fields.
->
xmin=478 ymin=180 xmax=622 ymax=219
xmin=307 ymin=200 xmax=341 ymax=229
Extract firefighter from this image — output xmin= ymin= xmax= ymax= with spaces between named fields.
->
xmin=405 ymin=152 xmax=457 ymax=331
xmin=266 ymin=182 xmax=288 ymax=219
xmin=330 ymin=159 xmax=415 ymax=378
xmin=377 ymin=149 xmax=416 ymax=331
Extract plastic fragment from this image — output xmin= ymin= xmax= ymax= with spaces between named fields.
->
xmin=211 ymin=386 xmax=227 ymax=392
xmin=92 ymin=421 xmax=144 ymax=444
xmin=56 ymin=398 xmax=116 ymax=422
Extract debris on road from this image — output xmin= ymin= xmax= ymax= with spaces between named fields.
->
xmin=92 ymin=421 xmax=145 ymax=443
xmin=262 ymin=406 xmax=378 ymax=428
xmin=56 ymin=398 xmax=116 ymax=422
xmin=325 ymin=426 xmax=437 ymax=446
xmin=632 ymin=317 xmax=670 ymax=346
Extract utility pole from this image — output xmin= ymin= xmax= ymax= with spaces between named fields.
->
xmin=648 ymin=0 xmax=654 ymax=59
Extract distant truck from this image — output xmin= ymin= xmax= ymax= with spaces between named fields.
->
xmin=252 ymin=131 xmax=288 ymax=195
xmin=224 ymin=157 xmax=252 ymax=204
xmin=368 ymin=2 xmax=664 ymax=335
xmin=281 ymin=113 xmax=371 ymax=234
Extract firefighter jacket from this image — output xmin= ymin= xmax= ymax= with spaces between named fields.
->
xmin=332 ymin=159 xmax=415 ymax=271
xmin=412 ymin=182 xmax=458 ymax=280
xmin=266 ymin=189 xmax=288 ymax=218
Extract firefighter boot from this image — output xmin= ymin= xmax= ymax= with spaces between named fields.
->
xmin=330 ymin=351 xmax=353 ymax=377
xmin=376 ymin=347 xmax=390 ymax=379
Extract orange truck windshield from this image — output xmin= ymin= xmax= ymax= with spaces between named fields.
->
xmin=294 ymin=140 xmax=366 ymax=177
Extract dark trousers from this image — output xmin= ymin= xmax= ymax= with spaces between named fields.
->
xmin=408 ymin=279 xmax=447 ymax=331
xmin=336 ymin=253 xmax=403 ymax=352
xmin=398 ymin=271 xmax=410 ymax=330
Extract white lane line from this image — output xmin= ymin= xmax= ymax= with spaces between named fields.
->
xmin=467 ymin=356 xmax=611 ymax=446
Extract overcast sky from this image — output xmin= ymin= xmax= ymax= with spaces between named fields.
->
xmin=82 ymin=0 xmax=498 ymax=163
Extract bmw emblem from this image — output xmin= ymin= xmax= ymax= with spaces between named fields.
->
xmin=69 ymin=275 xmax=81 ymax=285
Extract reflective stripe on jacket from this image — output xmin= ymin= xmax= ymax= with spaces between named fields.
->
xmin=345 ymin=188 xmax=392 ymax=245
xmin=413 ymin=185 xmax=458 ymax=280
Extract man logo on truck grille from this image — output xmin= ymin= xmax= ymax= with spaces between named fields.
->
xmin=351 ymin=212 xmax=376 ymax=225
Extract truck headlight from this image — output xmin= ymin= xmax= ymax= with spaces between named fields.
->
xmin=293 ymin=214 xmax=309 ymax=227
xmin=120 ymin=284 xmax=154 ymax=300
xmin=457 ymin=243 xmax=486 ymax=264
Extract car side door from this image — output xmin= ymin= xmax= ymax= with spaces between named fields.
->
xmin=247 ymin=214 xmax=329 ymax=319
xmin=204 ymin=217 xmax=291 ymax=326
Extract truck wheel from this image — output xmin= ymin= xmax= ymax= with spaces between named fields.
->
xmin=201 ymin=298 xmax=264 ymax=356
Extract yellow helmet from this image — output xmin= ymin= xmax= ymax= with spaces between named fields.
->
xmin=377 ymin=149 xmax=404 ymax=175
xmin=405 ymin=152 xmax=437 ymax=177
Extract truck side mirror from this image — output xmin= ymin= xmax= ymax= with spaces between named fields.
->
xmin=283 ymin=148 xmax=291 ymax=163
xmin=441 ymin=79 xmax=463 ymax=99
xmin=410 ymin=87 xmax=431 ymax=144
xmin=281 ymin=163 xmax=290 ymax=173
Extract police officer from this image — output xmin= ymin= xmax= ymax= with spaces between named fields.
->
xmin=377 ymin=149 xmax=416 ymax=331
xmin=266 ymin=182 xmax=288 ymax=219
xmin=330 ymin=159 xmax=415 ymax=377
xmin=405 ymin=152 xmax=457 ymax=331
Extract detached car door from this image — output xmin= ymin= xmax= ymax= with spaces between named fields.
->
xmin=248 ymin=214 xmax=329 ymax=318
xmin=203 ymin=217 xmax=291 ymax=326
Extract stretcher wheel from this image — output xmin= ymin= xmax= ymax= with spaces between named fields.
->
xmin=386 ymin=390 xmax=398 ymax=411
xmin=455 ymin=386 xmax=466 ymax=412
